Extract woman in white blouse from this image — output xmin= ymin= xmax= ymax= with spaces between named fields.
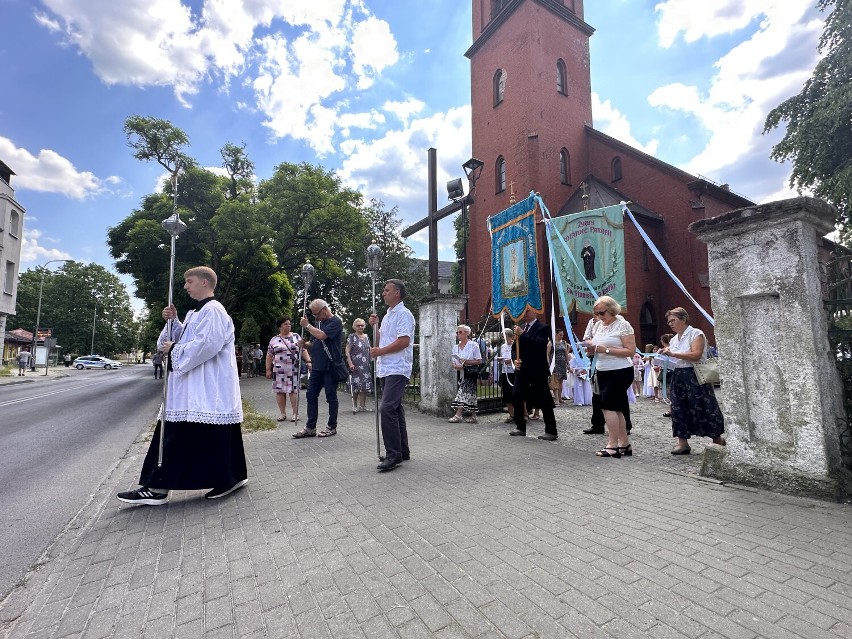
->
xmin=661 ymin=307 xmax=725 ymax=454
xmin=449 ymin=325 xmax=482 ymax=423
xmin=582 ymin=296 xmax=635 ymax=458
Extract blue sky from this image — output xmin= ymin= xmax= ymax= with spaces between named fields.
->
xmin=1 ymin=0 xmax=825 ymax=313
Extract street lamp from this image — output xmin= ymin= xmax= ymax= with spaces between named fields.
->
xmin=366 ymin=239 xmax=384 ymax=460
xmin=31 ymin=259 xmax=72 ymax=371
xmin=90 ymin=300 xmax=97 ymax=355
xmin=448 ymin=157 xmax=484 ymax=322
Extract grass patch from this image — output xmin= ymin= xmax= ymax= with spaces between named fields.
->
xmin=241 ymin=397 xmax=277 ymax=433
xmin=0 ymin=365 xmax=12 ymax=377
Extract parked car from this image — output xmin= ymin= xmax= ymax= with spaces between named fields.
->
xmin=73 ymin=355 xmax=123 ymax=370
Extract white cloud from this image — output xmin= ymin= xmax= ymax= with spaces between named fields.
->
xmin=20 ymin=227 xmax=74 ymax=264
xmin=0 ymin=136 xmax=104 ymax=199
xmin=383 ymin=98 xmax=426 ymax=125
xmin=350 ymin=16 xmax=399 ymax=89
xmin=656 ymin=0 xmax=773 ymax=48
xmin=591 ymin=94 xmax=659 ymax=156
xmin=37 ymin=0 xmax=401 ymax=152
xmin=338 ymin=105 xmax=472 ymax=254
xmin=647 ymin=3 xmax=823 ymax=202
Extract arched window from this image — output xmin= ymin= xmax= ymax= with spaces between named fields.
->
xmin=9 ymin=210 xmax=20 ymax=237
xmin=559 ymin=148 xmax=571 ymax=185
xmin=493 ymin=69 xmax=505 ymax=106
xmin=611 ymin=156 xmax=623 ymax=182
xmin=496 ymin=156 xmax=506 ymax=193
xmin=556 ymin=59 xmax=567 ymax=95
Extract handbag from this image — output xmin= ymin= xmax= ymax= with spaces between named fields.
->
xmin=463 ymin=364 xmax=480 ymax=380
xmin=693 ymin=359 xmax=720 ymax=385
xmin=321 ymin=340 xmax=350 ymax=383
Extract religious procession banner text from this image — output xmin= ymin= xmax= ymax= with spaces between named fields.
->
xmin=548 ymin=205 xmax=626 ymax=314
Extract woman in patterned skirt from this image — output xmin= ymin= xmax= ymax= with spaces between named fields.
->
xmin=662 ymin=307 xmax=725 ymax=454
xmin=345 ymin=318 xmax=373 ymax=413
xmin=266 ymin=316 xmax=309 ymax=422
xmin=449 ymin=325 xmax=482 ymax=423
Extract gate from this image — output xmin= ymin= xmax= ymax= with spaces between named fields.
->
xmin=823 ymin=245 xmax=852 ymax=468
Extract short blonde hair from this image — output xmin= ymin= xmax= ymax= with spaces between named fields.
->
xmin=594 ymin=295 xmax=621 ymax=316
xmin=184 ymin=266 xmax=217 ymax=290
xmin=456 ymin=325 xmax=471 ymax=336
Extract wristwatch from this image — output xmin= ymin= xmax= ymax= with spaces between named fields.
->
xmin=605 ymin=348 xmax=610 ymax=354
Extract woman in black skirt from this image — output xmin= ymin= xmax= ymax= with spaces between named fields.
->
xmin=662 ymin=307 xmax=725 ymax=455
xmin=583 ymin=296 xmax=636 ymax=458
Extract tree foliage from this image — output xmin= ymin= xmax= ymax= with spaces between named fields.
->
xmin=764 ymin=0 xmax=852 ymax=239
xmin=14 ymin=262 xmax=138 ymax=356
xmin=111 ymin=117 xmax=431 ymax=349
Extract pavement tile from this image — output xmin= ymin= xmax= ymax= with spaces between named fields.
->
xmin=5 ymin=385 xmax=852 ymax=639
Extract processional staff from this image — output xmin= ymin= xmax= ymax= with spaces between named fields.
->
xmin=294 ymin=259 xmax=315 ymax=422
xmin=366 ymin=240 xmax=384 ymax=461
xmin=158 ymin=166 xmax=187 ymax=467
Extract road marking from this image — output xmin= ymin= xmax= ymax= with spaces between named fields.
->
xmin=0 ymin=380 xmax=115 ymax=407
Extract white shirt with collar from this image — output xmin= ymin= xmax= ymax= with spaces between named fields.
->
xmin=376 ymin=301 xmax=416 ymax=378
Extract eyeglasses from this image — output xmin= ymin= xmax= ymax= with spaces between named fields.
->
xmin=667 ymin=318 xmax=679 ymax=325
xmin=594 ymin=310 xmax=607 ymax=316
xmin=355 ymin=325 xmax=365 ymax=328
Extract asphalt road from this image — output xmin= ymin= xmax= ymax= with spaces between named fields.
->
xmin=0 ymin=366 xmax=161 ymax=599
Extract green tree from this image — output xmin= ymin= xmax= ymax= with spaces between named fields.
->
xmin=764 ymin=0 xmax=852 ymax=239
xmin=14 ymin=263 xmax=137 ymax=356
xmin=239 ymin=316 xmax=261 ymax=346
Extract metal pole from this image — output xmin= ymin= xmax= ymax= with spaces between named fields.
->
xmin=158 ymin=167 xmax=187 ymax=467
xmin=32 ymin=259 xmax=70 ymax=371
xmin=90 ymin=302 xmax=97 ymax=354
xmin=371 ymin=270 xmax=382 ymax=460
xmin=294 ymin=260 xmax=315 ymax=424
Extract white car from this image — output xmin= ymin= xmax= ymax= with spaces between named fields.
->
xmin=73 ymin=355 xmax=123 ymax=370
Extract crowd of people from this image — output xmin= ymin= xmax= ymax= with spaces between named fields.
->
xmin=119 ymin=269 xmax=723 ymax=506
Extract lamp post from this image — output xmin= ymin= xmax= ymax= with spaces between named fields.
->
xmin=90 ymin=301 xmax=97 ymax=354
xmin=294 ymin=259 xmax=315 ymax=423
xmin=448 ymin=157 xmax=484 ymax=323
xmin=31 ymin=259 xmax=72 ymax=371
xmin=366 ymin=239 xmax=384 ymax=460
xmin=157 ymin=166 xmax=187 ymax=468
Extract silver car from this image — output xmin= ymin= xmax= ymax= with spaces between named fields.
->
xmin=73 ymin=355 xmax=123 ymax=370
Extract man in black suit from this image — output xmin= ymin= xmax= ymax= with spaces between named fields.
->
xmin=509 ymin=308 xmax=558 ymax=440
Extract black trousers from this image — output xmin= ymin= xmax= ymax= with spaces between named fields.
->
xmin=380 ymin=375 xmax=409 ymax=462
xmin=512 ymin=372 xmax=557 ymax=435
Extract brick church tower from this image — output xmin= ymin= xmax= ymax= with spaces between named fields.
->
xmin=464 ymin=0 xmax=751 ymax=344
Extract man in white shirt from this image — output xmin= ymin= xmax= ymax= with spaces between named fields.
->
xmin=369 ymin=279 xmax=416 ymax=472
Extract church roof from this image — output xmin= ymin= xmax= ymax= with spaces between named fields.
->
xmin=585 ymin=126 xmax=755 ymax=209
xmin=556 ymin=175 xmax=664 ymax=223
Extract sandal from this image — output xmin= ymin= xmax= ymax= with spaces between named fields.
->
xmin=464 ymin=416 xmax=478 ymax=424
xmin=277 ymin=414 xmax=287 ymax=422
xmin=595 ymin=447 xmax=622 ymax=458
xmin=504 ymin=416 xmax=515 ymax=423
xmin=448 ymin=416 xmax=462 ymax=423
xmin=318 ymin=428 xmax=337 ymax=437
xmin=292 ymin=428 xmax=316 ymax=439
xmin=619 ymin=444 xmax=633 ymax=456
xmin=712 ymin=436 xmax=726 ymax=446
xmin=291 ymin=414 xmax=298 ymax=422
xmin=671 ymin=446 xmax=691 ymax=455
xmin=663 ymin=410 xmax=672 ymax=418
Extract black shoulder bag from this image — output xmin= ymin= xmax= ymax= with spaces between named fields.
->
xmin=321 ymin=339 xmax=350 ymax=382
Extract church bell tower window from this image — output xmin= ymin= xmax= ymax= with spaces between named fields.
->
xmin=556 ymin=59 xmax=567 ymax=95
xmin=496 ymin=156 xmax=507 ymax=193
xmin=493 ymin=69 xmax=505 ymax=106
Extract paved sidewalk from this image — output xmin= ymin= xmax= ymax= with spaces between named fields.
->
xmin=2 ymin=379 xmax=852 ymax=638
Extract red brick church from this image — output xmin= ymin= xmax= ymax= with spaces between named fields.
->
xmin=464 ymin=0 xmax=753 ymax=346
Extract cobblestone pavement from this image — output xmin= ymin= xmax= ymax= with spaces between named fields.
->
xmin=3 ymin=378 xmax=852 ymax=638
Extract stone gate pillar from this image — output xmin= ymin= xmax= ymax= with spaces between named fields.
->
xmin=691 ymin=197 xmax=852 ymax=499
xmin=418 ymin=294 xmax=467 ymax=416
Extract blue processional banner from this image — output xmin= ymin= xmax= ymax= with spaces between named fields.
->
xmin=489 ymin=194 xmax=544 ymax=322
xmin=548 ymin=205 xmax=626 ymax=314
